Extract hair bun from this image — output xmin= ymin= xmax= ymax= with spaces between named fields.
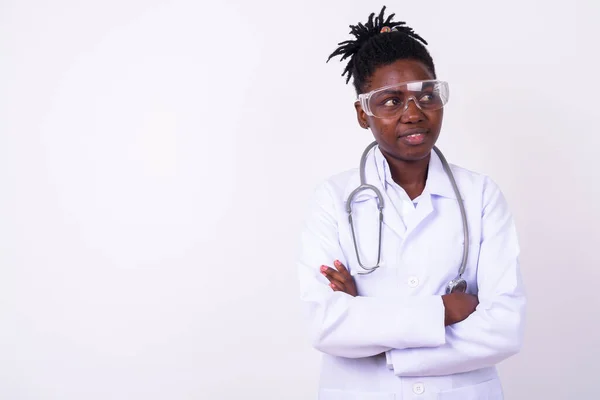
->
xmin=327 ymin=6 xmax=429 ymax=85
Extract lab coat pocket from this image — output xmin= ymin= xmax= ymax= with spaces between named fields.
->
xmin=437 ymin=377 xmax=503 ymax=400
xmin=319 ymin=388 xmax=396 ymax=400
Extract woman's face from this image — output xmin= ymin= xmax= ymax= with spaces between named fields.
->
xmin=354 ymin=59 xmax=443 ymax=162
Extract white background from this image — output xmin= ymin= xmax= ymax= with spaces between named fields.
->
xmin=1 ymin=0 xmax=599 ymax=399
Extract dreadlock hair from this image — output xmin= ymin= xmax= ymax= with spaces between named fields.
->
xmin=327 ymin=6 xmax=436 ymax=95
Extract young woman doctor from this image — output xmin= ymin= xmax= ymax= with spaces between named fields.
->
xmin=297 ymin=7 xmax=526 ymax=400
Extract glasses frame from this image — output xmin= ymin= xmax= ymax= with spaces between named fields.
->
xmin=357 ymin=79 xmax=450 ymax=118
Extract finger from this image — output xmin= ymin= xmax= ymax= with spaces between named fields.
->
xmin=320 ymin=265 xmax=347 ymax=284
xmin=328 ymin=278 xmax=347 ymax=292
xmin=334 ymin=260 xmax=351 ymax=278
xmin=319 ymin=266 xmax=347 ymax=290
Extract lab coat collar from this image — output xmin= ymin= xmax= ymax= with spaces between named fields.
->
xmin=342 ymin=144 xmax=460 ymax=239
xmin=342 ymin=146 xmax=402 ymax=238
xmin=425 ymin=148 xmax=459 ymax=200
xmin=377 ymin=147 xmax=458 ymax=200
xmin=342 ymin=146 xmax=386 ymax=203
xmin=343 ymin=145 xmax=458 ymax=201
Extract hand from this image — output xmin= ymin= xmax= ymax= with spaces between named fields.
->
xmin=442 ymin=292 xmax=479 ymax=326
xmin=320 ymin=260 xmax=358 ymax=297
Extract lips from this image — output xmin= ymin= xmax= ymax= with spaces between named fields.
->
xmin=398 ymin=128 xmax=429 ymax=146
xmin=398 ymin=128 xmax=429 ymax=138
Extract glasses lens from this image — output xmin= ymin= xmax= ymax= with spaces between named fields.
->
xmin=368 ymin=81 xmax=448 ymax=118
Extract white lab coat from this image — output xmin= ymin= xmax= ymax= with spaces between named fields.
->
xmin=297 ymin=146 xmax=526 ymax=400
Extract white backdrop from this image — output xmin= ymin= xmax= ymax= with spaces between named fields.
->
xmin=1 ymin=1 xmax=599 ymax=399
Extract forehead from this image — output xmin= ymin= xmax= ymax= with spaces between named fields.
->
xmin=366 ymin=59 xmax=435 ymax=92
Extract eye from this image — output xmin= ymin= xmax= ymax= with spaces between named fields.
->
xmin=419 ymin=93 xmax=435 ymax=103
xmin=382 ymin=97 xmax=401 ymax=107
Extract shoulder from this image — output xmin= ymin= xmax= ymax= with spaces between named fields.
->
xmin=449 ymin=162 xmax=510 ymax=213
xmin=449 ymin=162 xmax=491 ymax=189
xmin=300 ymin=168 xmax=359 ymax=229
xmin=311 ymin=167 xmax=360 ymax=202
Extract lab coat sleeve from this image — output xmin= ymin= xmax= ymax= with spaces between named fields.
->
xmin=388 ymin=177 xmax=526 ymax=376
xmin=298 ymin=181 xmax=446 ymax=359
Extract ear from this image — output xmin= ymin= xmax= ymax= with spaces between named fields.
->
xmin=354 ymin=100 xmax=369 ymax=129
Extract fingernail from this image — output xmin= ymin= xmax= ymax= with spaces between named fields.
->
xmin=334 ymin=260 xmax=341 ymax=267
xmin=330 ymin=283 xmax=336 ymax=289
xmin=320 ymin=265 xmax=327 ymax=272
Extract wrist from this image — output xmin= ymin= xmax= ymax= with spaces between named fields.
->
xmin=441 ymin=295 xmax=450 ymax=326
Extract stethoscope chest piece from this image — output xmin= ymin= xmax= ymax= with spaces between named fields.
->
xmin=446 ymin=278 xmax=467 ymax=294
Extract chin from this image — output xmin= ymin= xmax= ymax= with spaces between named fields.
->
xmin=395 ymin=144 xmax=434 ymax=162
xmin=378 ymin=138 xmax=435 ymax=163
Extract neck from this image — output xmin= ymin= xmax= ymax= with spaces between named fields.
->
xmin=383 ymin=152 xmax=431 ymax=200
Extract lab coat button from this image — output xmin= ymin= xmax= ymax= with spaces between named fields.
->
xmin=407 ymin=276 xmax=419 ymax=288
xmin=413 ymin=382 xmax=425 ymax=395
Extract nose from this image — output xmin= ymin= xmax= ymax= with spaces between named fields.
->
xmin=400 ymin=97 xmax=424 ymax=124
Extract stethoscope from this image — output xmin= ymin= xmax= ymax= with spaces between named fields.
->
xmin=345 ymin=141 xmax=469 ymax=294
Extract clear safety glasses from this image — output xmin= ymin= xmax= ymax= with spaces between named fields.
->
xmin=358 ymin=80 xmax=449 ymax=119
